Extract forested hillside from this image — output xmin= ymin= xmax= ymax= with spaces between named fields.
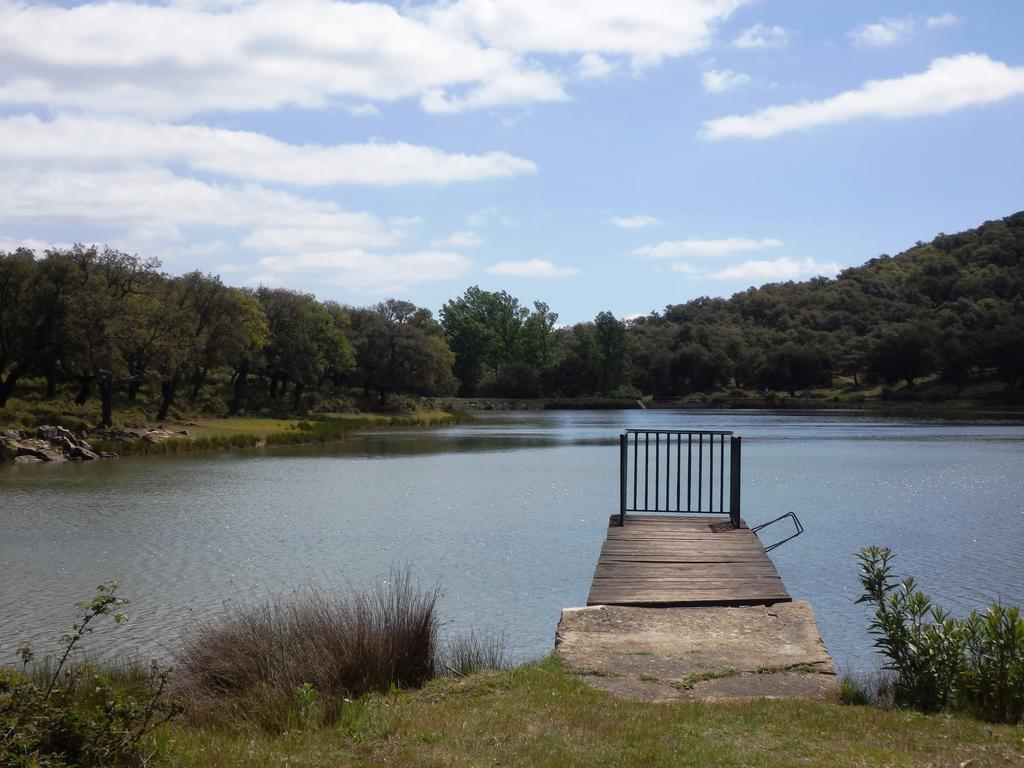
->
xmin=627 ymin=211 xmax=1024 ymax=398
xmin=1 ymin=212 xmax=1022 ymax=427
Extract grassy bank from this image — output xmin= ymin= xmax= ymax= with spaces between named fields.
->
xmin=8 ymin=578 xmax=1024 ymax=768
xmin=85 ymin=411 xmax=468 ymax=457
xmin=151 ymin=656 xmax=1024 ymax=768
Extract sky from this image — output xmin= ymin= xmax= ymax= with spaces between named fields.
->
xmin=1 ymin=0 xmax=1023 ymax=324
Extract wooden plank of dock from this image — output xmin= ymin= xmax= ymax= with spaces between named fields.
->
xmin=586 ymin=515 xmax=791 ymax=607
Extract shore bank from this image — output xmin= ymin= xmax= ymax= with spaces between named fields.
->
xmin=154 ymin=656 xmax=1022 ymax=767
xmin=0 ymin=411 xmax=467 ymax=464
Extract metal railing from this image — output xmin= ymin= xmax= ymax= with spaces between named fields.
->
xmin=619 ymin=430 xmax=741 ymax=528
xmin=751 ymin=512 xmax=804 ymax=552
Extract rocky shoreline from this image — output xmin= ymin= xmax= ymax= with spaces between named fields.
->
xmin=0 ymin=425 xmax=188 ymax=463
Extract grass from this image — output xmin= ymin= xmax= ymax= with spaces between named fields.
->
xmin=150 ymin=656 xmax=1024 ymax=768
xmin=439 ymin=630 xmax=510 ymax=677
xmin=673 ymin=667 xmax=742 ymax=691
xmin=173 ymin=573 xmax=439 ymax=733
xmin=85 ymin=411 xmax=466 ymax=457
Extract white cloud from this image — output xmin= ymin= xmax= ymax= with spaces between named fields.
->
xmin=670 ymin=262 xmax=701 ymax=274
xmin=702 ymin=68 xmax=751 ymax=93
xmin=431 ymin=0 xmax=748 ymax=69
xmin=431 ymin=230 xmax=485 ymax=247
xmin=633 ymin=237 xmax=783 ymax=259
xmin=259 ymin=249 xmax=470 ymax=285
xmin=849 ymin=17 xmax=916 ymax=48
xmin=925 ymin=13 xmax=960 ymax=29
xmin=576 ymin=53 xmax=618 ymax=81
xmin=0 ymin=0 xmax=566 ymax=118
xmin=701 ymin=54 xmax=1024 ymax=140
xmin=242 ymin=273 xmax=283 ymax=288
xmin=466 ymin=205 xmax=515 ymax=228
xmin=732 ymin=23 xmax=791 ymax=50
xmin=0 ymin=0 xmax=745 ymax=119
xmin=242 ymin=224 xmax=401 ymax=252
xmin=0 ymin=156 xmax=475 ymax=292
xmin=486 ymin=259 xmax=579 ymax=277
xmin=348 ymin=103 xmax=382 ymax=117
xmin=0 ymin=162 xmax=431 ymax=267
xmin=849 ymin=12 xmax=961 ymax=48
xmin=0 ymin=115 xmax=536 ymax=186
xmin=709 ymin=256 xmax=840 ymax=281
xmin=612 ymin=215 xmax=659 ymax=229
xmin=251 ymin=249 xmax=472 ymax=292
xmin=0 ymin=235 xmax=71 ymax=254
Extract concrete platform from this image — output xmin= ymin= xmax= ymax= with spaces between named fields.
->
xmin=555 ymin=601 xmax=837 ymax=702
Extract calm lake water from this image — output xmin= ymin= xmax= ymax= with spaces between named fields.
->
xmin=2 ymin=409 xmax=1023 ymax=674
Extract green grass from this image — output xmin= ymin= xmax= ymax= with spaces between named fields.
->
xmin=673 ymin=667 xmax=742 ymax=691
xmin=86 ymin=411 xmax=467 ymax=457
xmin=150 ymin=656 xmax=1024 ymax=768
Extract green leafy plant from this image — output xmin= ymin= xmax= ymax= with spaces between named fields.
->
xmin=961 ymin=604 xmax=1024 ymax=724
xmin=294 ymin=682 xmax=322 ymax=729
xmin=838 ymin=676 xmax=871 ymax=706
xmin=856 ymin=546 xmax=967 ymax=712
xmin=0 ymin=582 xmax=181 ymax=767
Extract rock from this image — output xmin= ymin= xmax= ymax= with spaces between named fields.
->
xmin=19 ymin=438 xmax=52 ymax=450
xmin=99 ymin=428 xmax=143 ymax=440
xmin=142 ymin=429 xmax=176 ymax=443
xmin=14 ymin=454 xmax=42 ymax=464
xmin=68 ymin=446 xmax=99 ymax=461
xmin=178 ymin=430 xmax=189 ymax=436
xmin=2 ymin=429 xmax=24 ymax=440
xmin=53 ymin=435 xmax=78 ymax=453
xmin=16 ymin=445 xmax=65 ymax=462
xmin=98 ymin=451 xmax=119 ymax=459
xmin=38 ymin=425 xmax=81 ymax=445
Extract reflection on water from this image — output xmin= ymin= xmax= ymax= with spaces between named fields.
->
xmin=2 ymin=409 xmax=1023 ymax=673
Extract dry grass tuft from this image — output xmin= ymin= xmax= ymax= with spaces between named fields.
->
xmin=174 ymin=572 xmax=438 ymax=731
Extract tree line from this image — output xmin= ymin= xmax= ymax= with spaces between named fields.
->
xmin=1 ymin=212 xmax=1022 ymax=426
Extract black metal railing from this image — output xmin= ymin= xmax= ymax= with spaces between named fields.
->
xmin=751 ymin=512 xmax=803 ymax=552
xmin=619 ymin=430 xmax=741 ymax=528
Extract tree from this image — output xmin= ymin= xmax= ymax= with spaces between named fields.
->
xmin=868 ymin=323 xmax=938 ymax=388
xmin=48 ymin=245 xmax=160 ymax=427
xmin=350 ymin=301 xmax=457 ymax=406
xmin=257 ymin=288 xmax=353 ymax=410
xmin=225 ymin=289 xmax=270 ymax=416
xmin=519 ymin=301 xmax=558 ymax=369
xmin=593 ymin=311 xmax=629 ymax=395
xmin=440 ymin=286 xmax=529 ymax=394
xmin=763 ymin=343 xmax=825 ymax=395
xmin=0 ymin=249 xmax=38 ymax=407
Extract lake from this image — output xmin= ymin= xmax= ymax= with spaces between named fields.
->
xmin=2 ymin=409 xmax=1023 ymax=674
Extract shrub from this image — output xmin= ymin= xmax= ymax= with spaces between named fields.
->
xmin=961 ymin=604 xmax=1024 ymax=724
xmin=856 ymin=546 xmax=1024 ymax=723
xmin=0 ymin=583 xmax=180 ymax=767
xmin=856 ymin=546 xmax=967 ymax=712
xmin=175 ymin=572 xmax=438 ymax=732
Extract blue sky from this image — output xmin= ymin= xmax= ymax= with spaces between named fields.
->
xmin=1 ymin=0 xmax=1023 ymax=323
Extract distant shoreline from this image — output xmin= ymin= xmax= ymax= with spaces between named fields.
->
xmin=0 ymin=411 xmax=468 ymax=464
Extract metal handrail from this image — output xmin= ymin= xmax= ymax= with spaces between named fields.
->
xmin=751 ymin=512 xmax=804 ymax=552
xmin=624 ymin=429 xmax=734 ymax=436
xmin=619 ymin=430 xmax=741 ymax=528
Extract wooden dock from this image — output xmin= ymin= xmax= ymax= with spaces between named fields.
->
xmin=587 ymin=514 xmax=791 ymax=607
